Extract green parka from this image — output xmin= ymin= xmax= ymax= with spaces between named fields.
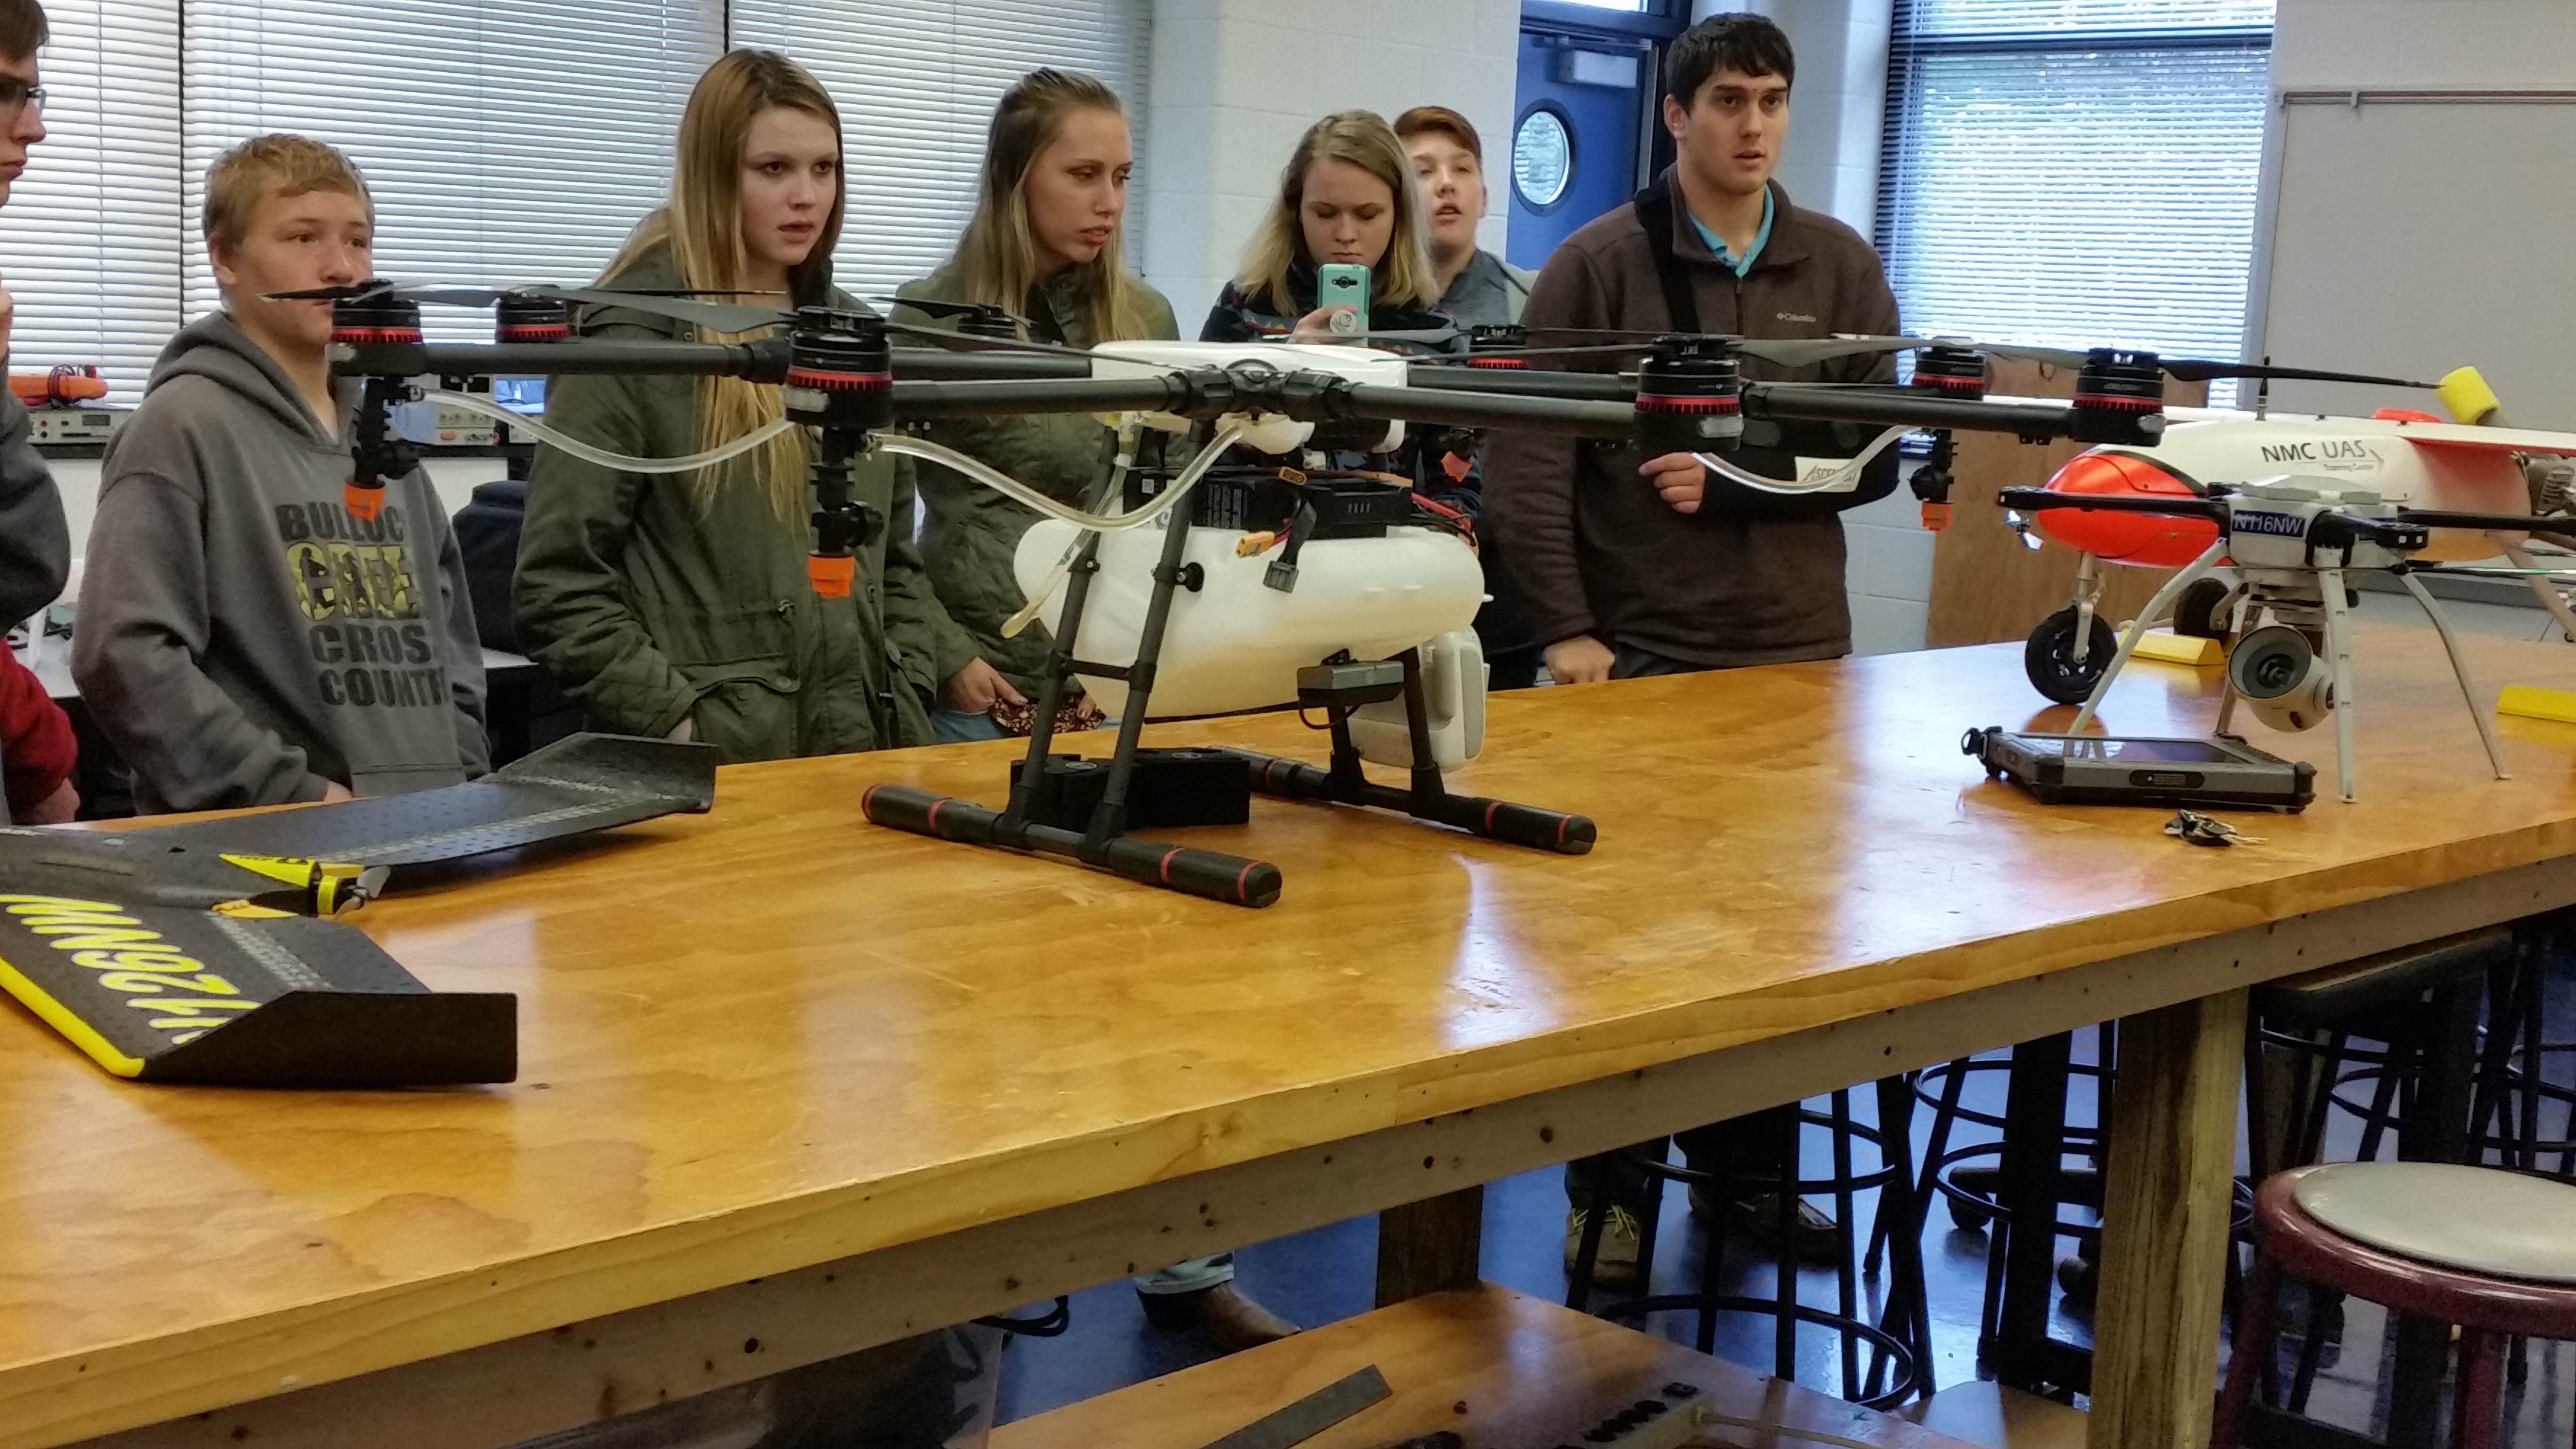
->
xmin=892 ymin=264 xmax=1176 ymax=699
xmin=516 ymin=247 xmax=980 ymax=762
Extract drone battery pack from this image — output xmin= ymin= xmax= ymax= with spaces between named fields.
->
xmin=1009 ymin=748 xmax=1253 ymax=832
xmin=1965 ymin=727 xmax=2316 ymax=813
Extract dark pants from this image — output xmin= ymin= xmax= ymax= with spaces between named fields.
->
xmin=1564 ymin=642 xmax=1799 ymax=1213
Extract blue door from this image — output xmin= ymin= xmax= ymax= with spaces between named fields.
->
xmin=1506 ymin=24 xmax=1663 ymax=271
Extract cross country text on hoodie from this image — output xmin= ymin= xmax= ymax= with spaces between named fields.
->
xmin=72 ymin=311 xmax=488 ymax=814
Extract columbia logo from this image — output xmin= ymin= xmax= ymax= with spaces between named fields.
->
xmin=1776 ymin=312 xmax=1817 ymax=323
xmin=2234 ymin=510 xmax=2307 ymax=537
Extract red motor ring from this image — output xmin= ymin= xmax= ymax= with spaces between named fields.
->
xmin=784 ymin=367 xmax=892 ymax=391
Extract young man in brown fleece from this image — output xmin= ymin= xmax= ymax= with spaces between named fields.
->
xmin=1482 ymin=11 xmax=1900 ymax=1285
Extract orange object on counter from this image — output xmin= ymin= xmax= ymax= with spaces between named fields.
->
xmin=10 ymin=365 xmax=107 ymax=407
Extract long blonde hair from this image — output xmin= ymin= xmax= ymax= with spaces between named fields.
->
xmin=602 ymin=49 xmax=844 ymax=513
xmin=947 ymin=69 xmax=1154 ymax=344
xmin=1237 ymin=111 xmax=1440 ymax=315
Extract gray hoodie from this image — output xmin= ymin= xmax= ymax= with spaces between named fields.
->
xmin=73 ymin=312 xmax=487 ymax=814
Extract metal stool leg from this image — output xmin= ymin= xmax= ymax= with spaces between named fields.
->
xmin=2214 ymin=1251 xmax=2282 ymax=1449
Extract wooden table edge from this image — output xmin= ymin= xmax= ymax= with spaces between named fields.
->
xmin=40 ymin=853 xmax=2576 ymax=1449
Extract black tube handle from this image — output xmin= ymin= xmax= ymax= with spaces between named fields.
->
xmin=862 ymin=784 xmax=997 ymax=843
xmin=866 ymin=784 xmax=1280 ymax=907
xmin=1419 ymin=793 xmax=1598 ymax=855
xmin=1090 ymin=836 xmax=1283 ymax=908
xmin=1240 ymin=752 xmax=1336 ymax=801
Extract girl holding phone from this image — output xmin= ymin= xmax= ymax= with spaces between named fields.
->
xmin=517 ymin=50 xmax=980 ymax=762
xmin=1202 ymin=110 xmax=1458 ymax=351
xmin=893 ymin=69 xmax=1177 ymax=744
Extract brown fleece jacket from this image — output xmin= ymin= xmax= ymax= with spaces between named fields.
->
xmin=1484 ymin=172 xmax=1901 ymax=668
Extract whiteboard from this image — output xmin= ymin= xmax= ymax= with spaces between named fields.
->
xmin=2257 ymin=99 xmax=2576 ymax=430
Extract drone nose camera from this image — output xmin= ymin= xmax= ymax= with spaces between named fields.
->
xmin=2230 ymin=625 xmax=2335 ymax=732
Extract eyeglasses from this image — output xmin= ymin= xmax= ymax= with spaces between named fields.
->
xmin=0 ymin=80 xmax=47 ymax=116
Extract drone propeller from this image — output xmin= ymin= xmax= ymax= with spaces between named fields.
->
xmin=1728 ymin=334 xmax=2441 ymax=390
xmin=1250 ymin=324 xmax=1466 ymax=348
xmin=871 ymin=295 xmax=1035 ymax=332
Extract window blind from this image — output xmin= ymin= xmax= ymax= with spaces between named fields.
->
xmin=0 ymin=0 xmax=181 ymax=404
xmin=1875 ymin=1 xmax=2275 ymax=393
xmin=727 ymin=0 xmax=1151 ymax=299
xmin=180 ymin=0 xmax=721 ymax=341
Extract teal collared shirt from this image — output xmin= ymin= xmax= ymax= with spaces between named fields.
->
xmin=1687 ymin=188 xmax=1774 ymax=277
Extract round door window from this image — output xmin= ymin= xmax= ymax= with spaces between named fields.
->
xmin=1512 ymin=105 xmax=1574 ymax=211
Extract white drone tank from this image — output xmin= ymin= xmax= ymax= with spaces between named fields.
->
xmin=1011 ymin=516 xmax=1485 ymax=720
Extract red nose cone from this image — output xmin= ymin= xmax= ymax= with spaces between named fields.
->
xmin=2034 ymin=452 xmax=2222 ymax=567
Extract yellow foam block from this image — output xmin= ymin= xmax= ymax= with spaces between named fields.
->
xmin=2130 ymin=629 xmax=2223 ymax=667
xmin=2439 ymin=366 xmax=2503 ymax=427
xmin=2497 ymin=684 xmax=2576 ymax=724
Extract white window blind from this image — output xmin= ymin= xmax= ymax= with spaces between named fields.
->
xmin=727 ymin=0 xmax=1151 ymax=299
xmin=180 ymin=0 xmax=721 ymax=341
xmin=1875 ymin=1 xmax=2275 ymax=391
xmin=0 ymin=0 xmax=180 ymax=404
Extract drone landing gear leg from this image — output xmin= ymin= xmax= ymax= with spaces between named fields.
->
xmin=2070 ymin=539 xmax=2230 ymax=737
xmin=2497 ymin=536 xmax=2576 ymax=643
xmin=2319 ymin=568 xmax=2361 ymax=804
xmin=865 ymin=489 xmax=1286 ymax=908
xmin=2399 ymin=569 xmax=2512 ymax=783
xmin=1228 ymin=652 xmax=1598 ymax=854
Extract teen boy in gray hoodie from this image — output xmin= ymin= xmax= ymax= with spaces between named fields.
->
xmin=74 ymin=134 xmax=486 ymax=815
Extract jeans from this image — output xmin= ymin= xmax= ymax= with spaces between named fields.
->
xmin=1563 ymin=642 xmax=1799 ymax=1215
xmin=932 ymin=708 xmax=1007 ymax=744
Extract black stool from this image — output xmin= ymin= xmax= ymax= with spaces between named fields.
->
xmin=2471 ymin=915 xmax=2576 ymax=1179
xmin=1565 ymin=1077 xmax=1934 ymax=1409
xmin=1900 ymin=1025 xmax=2117 ymax=1364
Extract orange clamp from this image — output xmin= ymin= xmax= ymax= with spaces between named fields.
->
xmin=1920 ymin=500 xmax=1952 ymax=532
xmin=807 ymin=553 xmax=856 ymax=598
xmin=343 ymin=482 xmax=386 ymax=522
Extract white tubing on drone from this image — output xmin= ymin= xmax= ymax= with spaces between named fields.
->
xmin=421 ymin=390 xmax=795 ymax=474
xmin=1690 ymin=424 xmax=1909 ymax=496
xmin=874 ymin=426 xmax=1246 ymax=537
xmin=995 ymin=419 xmax=1240 ymax=640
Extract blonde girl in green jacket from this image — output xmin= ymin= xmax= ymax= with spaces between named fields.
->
xmin=894 ymin=69 xmax=1180 ymax=746
xmin=517 ymin=49 xmax=982 ymax=763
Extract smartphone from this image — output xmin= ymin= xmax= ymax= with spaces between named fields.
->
xmin=1315 ymin=262 xmax=1370 ymax=336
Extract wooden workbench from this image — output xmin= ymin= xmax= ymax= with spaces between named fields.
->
xmin=14 ymin=627 xmax=2576 ymax=1449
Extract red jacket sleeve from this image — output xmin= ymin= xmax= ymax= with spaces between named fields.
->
xmin=0 ymin=650 xmax=74 ymax=819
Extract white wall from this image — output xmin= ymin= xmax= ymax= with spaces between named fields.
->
xmin=1140 ymin=0 xmax=1519 ymax=326
xmin=2271 ymin=0 xmax=2576 ymax=88
xmin=1726 ymin=0 xmax=1891 ymax=233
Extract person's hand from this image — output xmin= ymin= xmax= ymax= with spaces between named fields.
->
xmin=1544 ymin=635 xmax=1616 ymax=685
xmin=1293 ymin=305 xmax=1358 ymax=341
xmin=23 ymin=777 xmax=75 ymax=824
xmin=943 ymin=657 xmax=1027 ymax=714
xmin=1640 ymin=452 xmax=1706 ymax=514
xmin=666 ymin=716 xmax=696 ymax=744
xmin=321 ymin=781 xmax=355 ymax=803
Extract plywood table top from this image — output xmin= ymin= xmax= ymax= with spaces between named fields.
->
xmin=8 ymin=625 xmax=2576 ymax=1443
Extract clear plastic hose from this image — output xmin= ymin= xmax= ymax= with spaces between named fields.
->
xmin=958 ymin=425 xmax=1244 ymax=639
xmin=873 ymin=426 xmax=1243 ymax=535
xmin=420 ymin=389 xmax=794 ymax=474
xmin=1692 ymin=424 xmax=1910 ymax=496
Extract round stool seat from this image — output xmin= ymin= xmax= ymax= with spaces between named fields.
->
xmin=2293 ymin=1162 xmax=2576 ymax=1284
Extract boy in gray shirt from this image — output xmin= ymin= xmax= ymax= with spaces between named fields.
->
xmin=75 ymin=134 xmax=485 ymax=814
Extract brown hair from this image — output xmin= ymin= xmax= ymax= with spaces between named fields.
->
xmin=203 ymin=134 xmax=373 ymax=259
xmin=1236 ymin=110 xmax=1439 ymax=314
xmin=945 ymin=68 xmax=1153 ymax=344
xmin=0 ymin=0 xmax=47 ymax=63
xmin=602 ymin=49 xmax=844 ymax=513
xmin=1393 ymin=105 xmax=1481 ymax=164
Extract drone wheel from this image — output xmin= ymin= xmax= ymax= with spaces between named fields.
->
xmin=2025 ymin=606 xmax=2120 ymax=706
xmin=2173 ymin=577 xmax=2234 ymax=641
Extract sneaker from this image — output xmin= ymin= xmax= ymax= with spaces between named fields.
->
xmin=1134 ymin=1282 xmax=1298 ymax=1352
xmin=1689 ymin=1182 xmax=1842 ymax=1264
xmin=1564 ymin=1205 xmax=1645 ymax=1291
